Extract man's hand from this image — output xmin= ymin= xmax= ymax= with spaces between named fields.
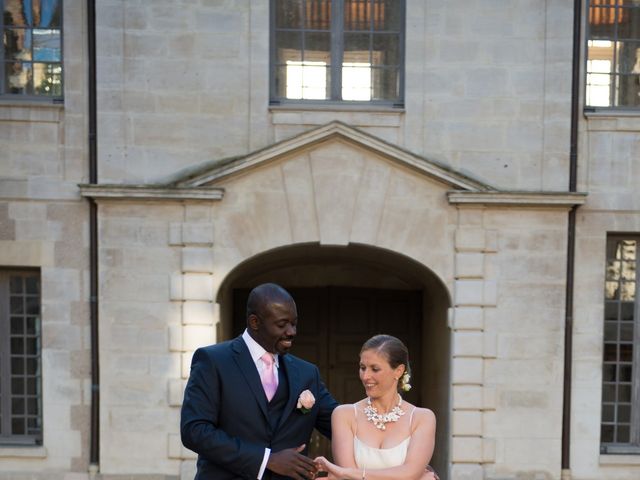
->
xmin=267 ymin=444 xmax=319 ymax=480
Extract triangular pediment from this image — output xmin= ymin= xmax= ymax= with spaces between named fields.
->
xmin=170 ymin=121 xmax=494 ymax=192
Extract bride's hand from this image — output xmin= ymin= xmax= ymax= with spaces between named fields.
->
xmin=313 ymin=456 xmax=345 ymax=480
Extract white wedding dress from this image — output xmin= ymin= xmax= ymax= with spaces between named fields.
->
xmin=352 ymin=404 xmax=416 ymax=469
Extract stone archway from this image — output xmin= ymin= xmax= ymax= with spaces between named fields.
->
xmin=216 ymin=242 xmax=451 ymax=475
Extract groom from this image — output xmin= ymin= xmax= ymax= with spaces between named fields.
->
xmin=181 ymin=283 xmax=338 ymax=479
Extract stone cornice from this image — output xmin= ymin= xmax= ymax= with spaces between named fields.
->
xmin=447 ymin=191 xmax=587 ymax=207
xmin=79 ymin=184 xmax=224 ymax=201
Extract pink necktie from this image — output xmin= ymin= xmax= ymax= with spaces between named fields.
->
xmin=260 ymin=353 xmax=277 ymax=401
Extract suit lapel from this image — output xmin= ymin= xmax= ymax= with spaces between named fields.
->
xmin=231 ymin=336 xmax=269 ymax=419
xmin=276 ymin=354 xmax=301 ymax=430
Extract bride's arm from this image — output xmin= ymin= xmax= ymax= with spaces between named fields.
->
xmin=318 ymin=408 xmax=436 ymax=480
xmin=330 ymin=404 xmax=358 ymax=469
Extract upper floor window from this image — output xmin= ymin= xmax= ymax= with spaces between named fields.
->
xmin=1 ymin=0 xmax=63 ymax=99
xmin=601 ymin=237 xmax=640 ymax=454
xmin=586 ymin=0 xmax=640 ymax=109
xmin=0 ymin=269 xmax=42 ymax=446
xmin=270 ymin=0 xmax=405 ymax=106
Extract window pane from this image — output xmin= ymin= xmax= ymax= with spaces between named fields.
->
xmin=603 ymin=384 xmax=616 ymax=402
xmin=277 ymin=31 xmax=302 ymax=63
xmin=604 ymin=302 xmax=618 ymax=320
xmin=26 ymin=358 xmax=38 ymax=375
xmin=304 ymin=32 xmax=330 ymax=63
xmin=5 ymin=62 xmax=33 ymax=94
xmin=33 ymin=62 xmax=62 ymax=96
xmin=10 ymin=276 xmax=23 ymax=294
xmin=25 ymin=277 xmax=39 ymax=295
xmin=12 ymin=418 xmax=25 ymax=435
xmin=605 ymin=281 xmax=620 ymax=299
xmin=3 ymin=0 xmax=30 ymax=26
xmin=617 ymin=425 xmax=630 ymax=443
xmin=619 ymin=364 xmax=632 ymax=382
xmin=26 ymin=317 xmax=37 ymax=335
xmin=606 ymin=260 xmax=621 ymax=280
xmin=25 ymin=337 xmax=38 ymax=355
xmin=602 ymin=403 xmax=615 ymax=422
xmin=344 ymin=32 xmax=370 ymax=62
xmin=26 ymin=296 xmax=39 ymax=315
xmin=372 ymin=66 xmax=398 ymax=100
xmin=589 ymin=7 xmax=617 ymax=39
xmin=378 ymin=0 xmax=401 ymax=31
xmin=33 ymin=28 xmax=60 ymax=61
xmin=617 ymin=6 xmax=640 ymax=38
xmin=12 ymin=377 xmax=24 ymax=395
xmin=11 ymin=357 xmax=24 ymax=375
xmin=12 ymin=398 xmax=25 ymax=415
xmin=276 ymin=0 xmax=303 ymax=28
xmin=614 ymin=74 xmax=640 ymax=107
xmin=305 ymin=0 xmax=331 ymax=29
xmin=619 ymin=343 xmax=633 ymax=361
xmin=10 ymin=296 xmax=23 ymax=314
xmin=10 ymin=317 xmax=24 ymax=335
xmin=27 ymin=398 xmax=38 ymax=415
xmin=278 ymin=63 xmax=329 ymax=99
xmin=11 ymin=337 xmax=24 ymax=355
xmin=342 ymin=63 xmax=371 ymax=100
xmin=26 ymin=378 xmax=37 ymax=395
xmin=601 ymin=424 xmax=615 ymax=443
xmin=3 ymin=28 xmax=32 ymax=60
xmin=372 ymin=33 xmax=399 ymax=66
xmin=345 ymin=0 xmax=371 ymax=31
xmin=618 ymin=384 xmax=631 ymax=402
xmin=620 ymin=301 xmax=634 ymax=320
xmin=620 ymin=281 xmax=635 ymax=301
xmin=603 ymin=363 xmax=616 ymax=381
xmin=604 ymin=321 xmax=617 ymax=341
xmin=618 ymin=404 xmax=631 ymax=422
xmin=33 ymin=0 xmax=62 ymax=28
xmin=620 ymin=322 xmax=634 ymax=340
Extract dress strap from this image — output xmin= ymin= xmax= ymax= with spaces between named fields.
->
xmin=409 ymin=407 xmax=417 ymax=426
xmin=353 ymin=403 xmax=358 ymax=436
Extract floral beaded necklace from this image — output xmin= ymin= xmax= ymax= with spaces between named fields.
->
xmin=364 ymin=394 xmax=405 ymax=430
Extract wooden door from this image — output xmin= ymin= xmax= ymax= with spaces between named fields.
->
xmin=232 ymin=287 xmax=422 ymax=458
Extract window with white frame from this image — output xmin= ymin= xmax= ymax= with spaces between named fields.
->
xmin=586 ymin=0 xmax=640 ymax=108
xmin=601 ymin=237 xmax=640 ymax=454
xmin=1 ymin=0 xmax=63 ymax=98
xmin=270 ymin=0 xmax=405 ymax=105
xmin=0 ymin=270 xmax=42 ymax=446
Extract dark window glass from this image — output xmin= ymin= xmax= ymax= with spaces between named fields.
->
xmin=1 ymin=0 xmax=63 ymax=98
xmin=271 ymin=0 xmax=404 ymax=104
xmin=0 ymin=270 xmax=42 ymax=445
xmin=587 ymin=1 xmax=640 ymax=108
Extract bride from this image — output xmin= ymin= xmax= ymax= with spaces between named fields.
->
xmin=314 ymin=334 xmax=437 ymax=480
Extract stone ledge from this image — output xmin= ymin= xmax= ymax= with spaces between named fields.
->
xmin=79 ymin=184 xmax=224 ymax=201
xmin=448 ymin=191 xmax=587 ymax=207
xmin=0 ymin=445 xmax=47 ymax=458
xmin=599 ymin=454 xmax=640 ymax=466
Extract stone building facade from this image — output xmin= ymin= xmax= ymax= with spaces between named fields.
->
xmin=0 ymin=1 xmax=639 ymax=480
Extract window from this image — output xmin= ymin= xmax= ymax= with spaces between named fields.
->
xmin=0 ymin=270 xmax=42 ymax=446
xmin=270 ymin=0 xmax=405 ymax=106
xmin=1 ymin=0 xmax=63 ymax=98
xmin=586 ymin=0 xmax=640 ymax=108
xmin=601 ymin=237 xmax=640 ymax=454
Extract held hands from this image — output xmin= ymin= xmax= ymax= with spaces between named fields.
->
xmin=313 ymin=456 xmax=343 ymax=480
xmin=268 ymin=444 xmax=320 ymax=480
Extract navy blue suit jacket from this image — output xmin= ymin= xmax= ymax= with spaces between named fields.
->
xmin=180 ymin=336 xmax=338 ymax=479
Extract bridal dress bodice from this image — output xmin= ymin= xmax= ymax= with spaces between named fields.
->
xmin=352 ymin=404 xmax=415 ymax=469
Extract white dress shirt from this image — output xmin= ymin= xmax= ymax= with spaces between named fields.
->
xmin=242 ymin=329 xmax=280 ymax=479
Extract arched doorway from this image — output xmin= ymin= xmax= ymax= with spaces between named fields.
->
xmin=216 ymin=243 xmax=451 ymax=475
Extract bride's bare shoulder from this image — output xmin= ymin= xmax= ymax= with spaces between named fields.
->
xmin=332 ymin=400 xmax=365 ymax=419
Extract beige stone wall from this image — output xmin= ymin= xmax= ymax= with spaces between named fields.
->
xmin=569 ymin=115 xmax=640 ymax=480
xmin=0 ymin=0 xmax=90 ymax=476
xmin=96 ymin=0 xmax=572 ymax=192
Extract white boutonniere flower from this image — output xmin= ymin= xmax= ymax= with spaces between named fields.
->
xmin=297 ymin=389 xmax=315 ymax=414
